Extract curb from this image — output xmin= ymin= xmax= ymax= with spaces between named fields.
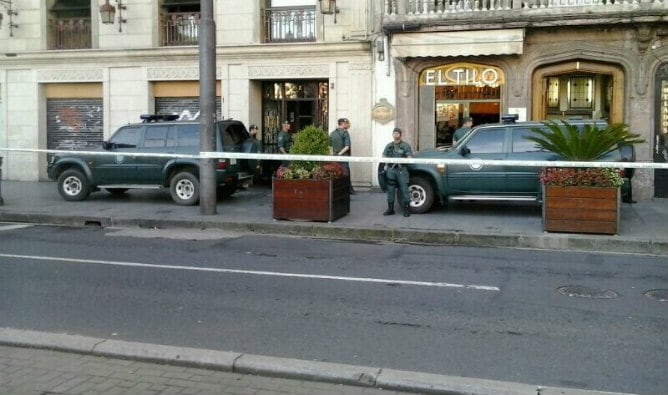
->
xmin=0 ymin=328 xmax=637 ymax=395
xmin=1 ymin=211 xmax=667 ymax=256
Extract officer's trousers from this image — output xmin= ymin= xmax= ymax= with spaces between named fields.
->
xmin=386 ymin=167 xmax=410 ymax=205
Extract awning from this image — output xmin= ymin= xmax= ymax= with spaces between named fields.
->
xmin=391 ymin=29 xmax=524 ymax=58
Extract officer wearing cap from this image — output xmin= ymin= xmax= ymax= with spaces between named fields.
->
xmin=382 ymin=127 xmax=413 ymax=217
xmin=277 ymin=120 xmax=293 ymax=166
xmin=330 ymin=117 xmax=354 ymax=194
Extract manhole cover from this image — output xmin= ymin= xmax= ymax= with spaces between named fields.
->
xmin=644 ymin=289 xmax=668 ymax=302
xmin=556 ymin=285 xmax=618 ymax=299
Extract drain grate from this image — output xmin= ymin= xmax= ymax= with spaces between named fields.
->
xmin=644 ymin=289 xmax=668 ymax=302
xmin=556 ymin=285 xmax=618 ymax=299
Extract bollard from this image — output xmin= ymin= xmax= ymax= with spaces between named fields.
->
xmin=0 ymin=156 xmax=3 ymax=205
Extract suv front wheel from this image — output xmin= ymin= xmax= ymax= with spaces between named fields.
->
xmin=57 ymin=169 xmax=91 ymax=201
xmin=408 ymin=176 xmax=435 ymax=214
xmin=170 ymin=171 xmax=200 ymax=205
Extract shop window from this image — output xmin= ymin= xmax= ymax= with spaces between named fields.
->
xmin=160 ymin=0 xmax=201 ymax=46
xmin=547 ymin=77 xmax=559 ymax=108
xmin=263 ymin=0 xmax=316 ymax=43
xmin=569 ymin=76 xmax=593 ymax=108
xmin=48 ymin=0 xmax=91 ymax=50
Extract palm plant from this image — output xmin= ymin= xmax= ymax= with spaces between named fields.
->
xmin=527 ymin=120 xmax=643 ymax=188
xmin=527 ymin=120 xmax=643 ymax=161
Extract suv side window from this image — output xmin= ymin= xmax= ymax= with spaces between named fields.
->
xmin=177 ymin=124 xmax=199 ymax=147
xmin=464 ymin=128 xmax=506 ymax=154
xmin=110 ymin=126 xmax=141 ymax=147
xmin=512 ymin=127 xmax=542 ymax=153
xmin=143 ymin=125 xmax=169 ymax=148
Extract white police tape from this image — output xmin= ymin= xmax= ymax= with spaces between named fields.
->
xmin=2 ymin=147 xmax=668 ymax=169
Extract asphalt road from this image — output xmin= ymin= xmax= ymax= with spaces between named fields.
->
xmin=1 ymin=223 xmax=667 ymax=395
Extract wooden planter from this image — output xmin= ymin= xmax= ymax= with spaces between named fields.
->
xmin=542 ymin=185 xmax=620 ymax=235
xmin=272 ymin=177 xmax=350 ymax=222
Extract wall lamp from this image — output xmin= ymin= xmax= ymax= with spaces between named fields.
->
xmin=319 ymin=0 xmax=339 ymax=23
xmin=0 ymin=0 xmax=19 ymax=37
xmin=99 ymin=0 xmax=126 ymax=32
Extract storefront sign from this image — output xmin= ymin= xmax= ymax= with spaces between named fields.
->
xmin=420 ymin=63 xmax=505 ymax=87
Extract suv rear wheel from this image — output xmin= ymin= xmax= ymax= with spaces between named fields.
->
xmin=409 ymin=176 xmax=435 ymax=214
xmin=57 ymin=169 xmax=91 ymax=201
xmin=170 ymin=171 xmax=200 ymax=205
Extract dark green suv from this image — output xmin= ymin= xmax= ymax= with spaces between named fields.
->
xmin=47 ymin=115 xmax=256 ymax=205
xmin=405 ymin=118 xmax=635 ymax=213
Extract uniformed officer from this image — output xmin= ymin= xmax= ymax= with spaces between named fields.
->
xmin=382 ymin=127 xmax=413 ymax=217
xmin=276 ymin=120 xmax=293 ymax=167
xmin=329 ymin=117 xmax=354 ymax=194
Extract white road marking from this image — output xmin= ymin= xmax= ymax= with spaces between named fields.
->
xmin=0 ymin=224 xmax=33 ymax=231
xmin=0 ymin=253 xmax=500 ymax=292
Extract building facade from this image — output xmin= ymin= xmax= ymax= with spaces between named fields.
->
xmin=0 ymin=0 xmax=667 ymax=199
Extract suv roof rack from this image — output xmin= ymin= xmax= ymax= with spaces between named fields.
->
xmin=140 ymin=114 xmax=179 ymax=123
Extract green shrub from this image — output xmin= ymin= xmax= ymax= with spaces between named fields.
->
xmin=289 ymin=125 xmax=330 ymax=173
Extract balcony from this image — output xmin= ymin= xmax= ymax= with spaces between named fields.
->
xmin=383 ymin=0 xmax=667 ymax=30
xmin=264 ymin=6 xmax=316 ymax=43
xmin=161 ymin=12 xmax=200 ymax=46
xmin=48 ymin=18 xmax=92 ymax=50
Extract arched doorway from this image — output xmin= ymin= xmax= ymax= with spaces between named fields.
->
xmin=531 ymin=61 xmax=624 ymax=123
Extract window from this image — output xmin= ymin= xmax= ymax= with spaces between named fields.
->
xmin=264 ymin=0 xmax=316 ymax=43
xmin=177 ymin=125 xmax=199 ymax=147
xmin=547 ymin=77 xmax=559 ymax=109
xmin=512 ymin=128 xmax=542 ymax=153
xmin=110 ymin=127 xmax=141 ymax=147
xmin=48 ymin=0 xmax=91 ymax=50
xmin=464 ymin=129 xmax=505 ymax=154
xmin=569 ymin=76 xmax=593 ymax=108
xmin=143 ymin=126 xmax=169 ymax=148
xmin=161 ymin=0 xmax=200 ymax=46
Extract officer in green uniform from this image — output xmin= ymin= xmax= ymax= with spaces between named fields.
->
xmin=382 ymin=127 xmax=413 ymax=217
xmin=276 ymin=120 xmax=293 ymax=167
xmin=329 ymin=117 xmax=354 ymax=194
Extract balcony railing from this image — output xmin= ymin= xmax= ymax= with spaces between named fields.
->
xmin=384 ymin=0 xmax=665 ymax=17
xmin=161 ymin=12 xmax=200 ymax=46
xmin=264 ymin=6 xmax=316 ymax=43
xmin=48 ymin=18 xmax=91 ymax=50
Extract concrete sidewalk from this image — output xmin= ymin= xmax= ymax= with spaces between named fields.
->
xmin=0 ymin=180 xmax=667 ymax=256
xmin=0 ymin=328 xmax=638 ymax=395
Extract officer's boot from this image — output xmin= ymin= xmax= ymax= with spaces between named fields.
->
xmin=383 ymin=202 xmax=395 ymax=216
xmin=403 ymin=203 xmax=411 ymax=217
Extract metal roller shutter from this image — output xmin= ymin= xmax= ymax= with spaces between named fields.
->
xmin=155 ymin=97 xmax=222 ymax=120
xmin=47 ymin=98 xmax=103 ymax=152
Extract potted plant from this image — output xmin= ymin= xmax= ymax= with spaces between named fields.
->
xmin=527 ymin=121 xmax=643 ymax=235
xmin=272 ymin=125 xmax=350 ymax=222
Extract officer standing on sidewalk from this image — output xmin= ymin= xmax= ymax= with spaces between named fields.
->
xmin=329 ymin=117 xmax=355 ymax=194
xmin=382 ymin=127 xmax=413 ymax=217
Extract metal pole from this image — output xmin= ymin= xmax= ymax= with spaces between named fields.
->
xmin=199 ymin=0 xmax=217 ymax=215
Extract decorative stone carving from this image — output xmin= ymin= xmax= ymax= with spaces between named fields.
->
xmin=36 ymin=69 xmax=103 ymax=82
xmin=248 ymin=64 xmax=328 ymax=78
xmin=148 ymin=67 xmax=199 ymax=80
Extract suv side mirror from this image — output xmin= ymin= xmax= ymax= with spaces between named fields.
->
xmin=102 ymin=141 xmax=113 ymax=150
xmin=459 ymin=146 xmax=471 ymax=156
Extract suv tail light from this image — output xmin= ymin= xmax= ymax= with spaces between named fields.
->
xmin=217 ymin=160 xmax=228 ymax=170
